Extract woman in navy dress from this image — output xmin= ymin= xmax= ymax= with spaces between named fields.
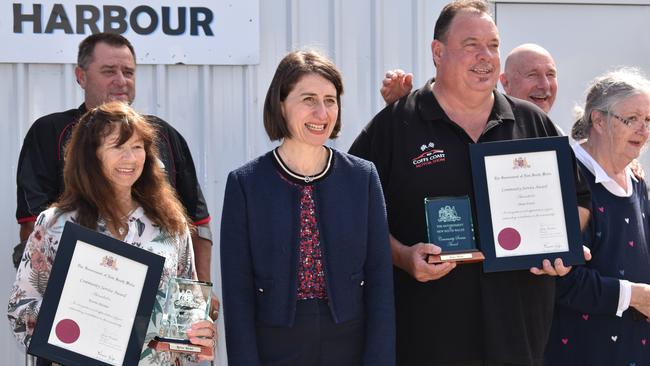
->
xmin=546 ymin=68 xmax=650 ymax=366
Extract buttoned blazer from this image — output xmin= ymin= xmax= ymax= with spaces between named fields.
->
xmin=221 ymin=149 xmax=395 ymax=366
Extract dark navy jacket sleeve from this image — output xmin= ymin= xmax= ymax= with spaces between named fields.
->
xmin=362 ymin=163 xmax=395 ymax=366
xmin=555 ymin=220 xmax=621 ymax=315
xmin=220 ymin=171 xmax=262 ymax=366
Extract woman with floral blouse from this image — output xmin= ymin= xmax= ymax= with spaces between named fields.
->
xmin=7 ymin=101 xmax=216 ymax=366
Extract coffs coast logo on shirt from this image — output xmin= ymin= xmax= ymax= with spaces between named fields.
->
xmin=411 ymin=142 xmax=446 ymax=168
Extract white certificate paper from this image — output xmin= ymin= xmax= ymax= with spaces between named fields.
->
xmin=484 ymin=151 xmax=569 ymax=258
xmin=47 ymin=240 xmax=147 ymax=365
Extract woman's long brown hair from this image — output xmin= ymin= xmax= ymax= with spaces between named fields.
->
xmin=55 ymin=101 xmax=189 ymax=236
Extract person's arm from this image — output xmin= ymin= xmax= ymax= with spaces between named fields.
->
xmin=176 ymin=228 xmax=216 ymax=363
xmin=554 ymin=219 xmax=623 ymax=316
xmin=220 ymin=172 xmax=262 ymax=366
xmin=8 ymin=212 xmax=54 ymax=347
xmin=163 ymin=125 xmax=212 ymax=282
xmin=191 ymin=227 xmax=212 ymax=282
xmin=390 ymin=234 xmax=456 ymax=282
xmin=16 ymin=120 xmax=63 ymax=267
xmin=348 ymin=110 xmax=452 ymax=282
xmin=157 ymin=120 xmax=219 ymax=318
xmin=362 ymin=164 xmax=395 ymax=366
xmin=380 ymin=69 xmax=414 ymax=104
xmin=19 ymin=222 xmax=34 ymax=242
xmin=13 ymin=221 xmax=35 ymax=269
xmin=556 ymin=263 xmax=623 ymax=315
xmin=629 ymin=283 xmax=650 ymax=318
xmin=191 ymin=226 xmax=220 ymax=321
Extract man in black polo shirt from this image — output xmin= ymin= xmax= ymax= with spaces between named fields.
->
xmin=15 ymin=33 xmax=214 ymax=293
xmin=349 ymin=1 xmax=590 ymax=365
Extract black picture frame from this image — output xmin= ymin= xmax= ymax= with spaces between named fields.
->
xmin=469 ymin=136 xmax=584 ymax=273
xmin=28 ymin=222 xmax=165 ymax=366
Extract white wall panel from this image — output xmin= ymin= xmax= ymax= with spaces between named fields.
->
xmin=495 ymin=1 xmax=650 ymax=175
xmin=2 ymin=1 xmax=650 ymax=365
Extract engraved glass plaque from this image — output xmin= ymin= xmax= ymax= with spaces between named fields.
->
xmin=424 ymin=196 xmax=484 ymax=263
xmin=149 ymin=278 xmax=213 ymax=355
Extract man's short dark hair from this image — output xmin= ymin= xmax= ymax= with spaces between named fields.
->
xmin=77 ymin=33 xmax=136 ymax=69
xmin=434 ymin=0 xmax=491 ymax=42
xmin=263 ymin=50 xmax=344 ymax=141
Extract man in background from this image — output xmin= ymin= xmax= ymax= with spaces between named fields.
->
xmin=14 ymin=32 xmax=215 ymax=308
xmin=381 ymin=43 xmax=558 ymax=114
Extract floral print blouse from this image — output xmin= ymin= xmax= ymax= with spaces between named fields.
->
xmin=7 ymin=207 xmax=196 ymax=366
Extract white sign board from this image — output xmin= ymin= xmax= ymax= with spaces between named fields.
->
xmin=0 ymin=0 xmax=259 ymax=65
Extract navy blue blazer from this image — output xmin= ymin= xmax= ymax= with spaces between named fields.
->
xmin=221 ymin=149 xmax=395 ymax=366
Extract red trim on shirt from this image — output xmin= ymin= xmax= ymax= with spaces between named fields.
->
xmin=193 ymin=216 xmax=211 ymax=226
xmin=57 ymin=122 xmax=77 ymax=161
xmin=17 ymin=216 xmax=37 ymax=224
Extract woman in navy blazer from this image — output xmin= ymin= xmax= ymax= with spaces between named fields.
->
xmin=220 ymin=50 xmax=395 ymax=366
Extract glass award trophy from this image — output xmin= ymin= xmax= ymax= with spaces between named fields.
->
xmin=424 ymin=196 xmax=484 ymax=264
xmin=148 ymin=278 xmax=213 ymax=357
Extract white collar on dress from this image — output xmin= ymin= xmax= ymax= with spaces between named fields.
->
xmin=571 ymin=140 xmax=637 ymax=197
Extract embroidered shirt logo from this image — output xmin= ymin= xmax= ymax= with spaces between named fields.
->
xmin=438 ymin=205 xmax=461 ymax=223
xmin=412 ymin=142 xmax=446 ymax=168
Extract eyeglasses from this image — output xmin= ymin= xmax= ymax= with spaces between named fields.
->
xmin=610 ymin=113 xmax=650 ymax=131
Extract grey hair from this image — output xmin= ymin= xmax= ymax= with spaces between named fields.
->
xmin=572 ymin=67 xmax=650 ymax=140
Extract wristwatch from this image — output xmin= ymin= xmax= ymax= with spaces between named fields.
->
xmin=197 ymin=225 xmax=213 ymax=243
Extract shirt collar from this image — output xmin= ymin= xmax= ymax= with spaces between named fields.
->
xmin=571 ymin=141 xmax=637 ymax=196
xmin=416 ymin=78 xmax=515 ymax=125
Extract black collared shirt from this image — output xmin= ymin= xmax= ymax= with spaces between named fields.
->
xmin=16 ymin=104 xmax=210 ymax=225
xmin=350 ymin=79 xmax=590 ymax=366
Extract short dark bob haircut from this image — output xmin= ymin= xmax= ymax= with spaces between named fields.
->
xmin=263 ymin=50 xmax=344 ymax=141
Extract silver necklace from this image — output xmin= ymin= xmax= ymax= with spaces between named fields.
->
xmin=109 ymin=207 xmax=136 ymax=237
xmin=273 ymin=147 xmax=332 ymax=183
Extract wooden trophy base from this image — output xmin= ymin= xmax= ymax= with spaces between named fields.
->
xmin=148 ymin=337 xmax=213 ymax=358
xmin=427 ymin=250 xmax=485 ymax=264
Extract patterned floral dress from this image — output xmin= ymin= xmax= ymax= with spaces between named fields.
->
xmin=7 ymin=207 xmax=197 ymax=366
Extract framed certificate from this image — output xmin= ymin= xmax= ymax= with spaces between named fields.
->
xmin=469 ymin=136 xmax=584 ymax=273
xmin=28 ymin=222 xmax=165 ymax=366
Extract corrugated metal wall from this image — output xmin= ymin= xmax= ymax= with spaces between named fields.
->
xmin=3 ymin=1 xmax=650 ymax=364
xmin=0 ymin=1 xmax=445 ymax=364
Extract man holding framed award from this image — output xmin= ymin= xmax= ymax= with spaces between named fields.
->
xmin=349 ymin=1 xmax=591 ymax=365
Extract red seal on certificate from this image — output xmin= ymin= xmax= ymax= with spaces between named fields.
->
xmin=497 ymin=227 xmax=521 ymax=251
xmin=55 ymin=319 xmax=80 ymax=344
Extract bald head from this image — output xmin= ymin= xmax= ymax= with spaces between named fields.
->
xmin=500 ymin=43 xmax=557 ymax=113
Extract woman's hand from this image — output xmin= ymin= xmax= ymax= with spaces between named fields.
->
xmin=210 ymin=295 xmax=220 ymax=321
xmin=186 ymin=319 xmax=217 ymax=361
xmin=630 ymin=283 xmax=650 ymax=319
